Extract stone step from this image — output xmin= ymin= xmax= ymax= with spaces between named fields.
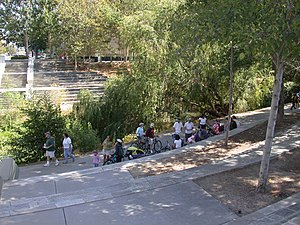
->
xmin=0 ymin=73 xmax=27 ymax=88
xmin=3 ymin=60 xmax=28 ymax=73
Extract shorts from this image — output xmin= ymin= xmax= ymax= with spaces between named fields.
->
xmin=147 ymin=138 xmax=154 ymax=145
xmin=103 ymin=149 xmax=112 ymax=155
xmin=46 ymin=151 xmax=56 ymax=158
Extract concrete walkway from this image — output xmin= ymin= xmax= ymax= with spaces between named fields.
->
xmin=1 ymin=106 xmax=300 ymax=225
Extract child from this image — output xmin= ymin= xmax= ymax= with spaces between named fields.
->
xmin=92 ymin=151 xmax=100 ymax=167
xmin=212 ymin=120 xmax=220 ymax=135
xmin=173 ymin=134 xmax=183 ymax=149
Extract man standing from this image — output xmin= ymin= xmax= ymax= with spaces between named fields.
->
xmin=198 ymin=114 xmax=207 ymax=130
xmin=184 ymin=118 xmax=194 ymax=142
xmin=173 ymin=118 xmax=183 ymax=135
xmin=43 ymin=131 xmax=59 ymax=167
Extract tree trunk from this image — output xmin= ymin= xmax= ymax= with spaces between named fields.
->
xmin=24 ymin=30 xmax=29 ymax=57
xmin=74 ymin=55 xmax=77 ymax=71
xmin=225 ymin=42 xmax=234 ymax=147
xmin=48 ymin=32 xmax=52 ymax=56
xmin=277 ymin=81 xmax=285 ymax=121
xmin=257 ymin=51 xmax=284 ymax=193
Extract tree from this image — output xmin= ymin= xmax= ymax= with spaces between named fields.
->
xmin=13 ymin=94 xmax=66 ymax=164
xmin=53 ymin=0 xmax=116 ymax=67
xmin=171 ymin=0 xmax=299 ymax=191
xmin=0 ymin=0 xmax=34 ymax=56
xmin=29 ymin=0 xmax=60 ymax=55
xmin=255 ymin=0 xmax=300 ymax=192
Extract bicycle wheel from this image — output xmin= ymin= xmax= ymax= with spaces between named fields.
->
xmin=103 ymin=158 xmax=113 ymax=166
xmin=130 ymin=141 xmax=139 ymax=148
xmin=144 ymin=146 xmax=151 ymax=156
xmin=160 ymin=145 xmax=171 ymax=152
xmin=154 ymin=140 xmax=162 ymax=152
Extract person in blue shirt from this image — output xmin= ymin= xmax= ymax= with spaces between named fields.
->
xmin=136 ymin=123 xmax=145 ymax=139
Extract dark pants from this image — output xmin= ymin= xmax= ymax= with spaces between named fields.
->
xmin=185 ymin=133 xmax=192 ymax=142
xmin=200 ymin=124 xmax=206 ymax=130
xmin=116 ymin=155 xmax=122 ymax=162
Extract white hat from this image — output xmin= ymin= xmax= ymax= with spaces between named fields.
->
xmin=116 ymin=139 xmax=122 ymax=143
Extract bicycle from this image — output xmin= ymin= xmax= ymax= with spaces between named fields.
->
xmin=102 ymin=154 xmax=124 ymax=166
xmin=153 ymin=136 xmax=163 ymax=152
xmin=160 ymin=140 xmax=172 ymax=152
xmin=130 ymin=136 xmax=147 ymax=150
xmin=145 ymin=135 xmax=163 ymax=154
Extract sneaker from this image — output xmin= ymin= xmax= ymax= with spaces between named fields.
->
xmin=55 ymin=160 xmax=59 ymax=166
xmin=43 ymin=163 xmax=50 ymax=167
xmin=72 ymin=157 xmax=75 ymax=162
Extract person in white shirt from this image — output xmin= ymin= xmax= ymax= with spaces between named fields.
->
xmin=173 ymin=134 xmax=182 ymax=149
xmin=184 ymin=118 xmax=194 ymax=142
xmin=62 ymin=133 xmax=75 ymax=164
xmin=173 ymin=118 xmax=183 ymax=135
xmin=199 ymin=114 xmax=207 ymax=130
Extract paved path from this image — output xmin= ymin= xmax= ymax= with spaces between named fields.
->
xmin=1 ymin=106 xmax=300 ymax=225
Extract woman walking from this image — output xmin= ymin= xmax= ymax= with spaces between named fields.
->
xmin=62 ymin=133 xmax=75 ymax=164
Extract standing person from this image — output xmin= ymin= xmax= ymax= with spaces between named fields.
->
xmin=145 ymin=123 xmax=155 ymax=145
xmin=184 ymin=118 xmax=194 ymax=142
xmin=291 ymin=93 xmax=298 ymax=110
xmin=136 ymin=123 xmax=145 ymax=139
xmin=102 ymin=136 xmax=113 ymax=162
xmin=199 ymin=114 xmax=207 ymax=130
xmin=114 ymin=139 xmax=124 ymax=163
xmin=43 ymin=131 xmax=59 ymax=167
xmin=173 ymin=118 xmax=183 ymax=136
xmin=92 ymin=151 xmax=100 ymax=167
xmin=62 ymin=133 xmax=75 ymax=164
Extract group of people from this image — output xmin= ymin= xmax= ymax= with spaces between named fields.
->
xmin=42 ymin=115 xmax=241 ymax=167
xmin=42 ymin=131 xmax=124 ymax=168
xmin=43 ymin=132 xmax=75 ymax=167
xmin=171 ymin=115 xmax=240 ymax=147
xmin=135 ymin=122 xmax=156 ymax=145
xmin=93 ymin=137 xmax=124 ymax=167
xmin=172 ymin=115 xmax=208 ymax=145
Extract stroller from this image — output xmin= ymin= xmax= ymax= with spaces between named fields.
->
xmin=125 ymin=146 xmax=145 ymax=160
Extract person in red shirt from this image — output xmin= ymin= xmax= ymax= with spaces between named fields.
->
xmin=146 ymin=123 xmax=155 ymax=138
xmin=146 ymin=123 xmax=155 ymax=146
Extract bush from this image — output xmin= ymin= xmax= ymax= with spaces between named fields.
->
xmin=67 ymin=119 xmax=99 ymax=153
xmin=0 ymin=130 xmax=16 ymax=157
xmin=11 ymin=94 xmax=66 ymax=164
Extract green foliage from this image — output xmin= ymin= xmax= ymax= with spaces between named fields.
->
xmin=11 ymin=93 xmax=66 ymax=164
xmin=0 ymin=41 xmax=6 ymax=54
xmin=0 ymin=130 xmax=18 ymax=157
xmin=66 ymin=117 xmax=99 ymax=153
xmin=0 ymin=92 xmax=26 ymax=131
xmin=234 ymin=65 xmax=274 ymax=112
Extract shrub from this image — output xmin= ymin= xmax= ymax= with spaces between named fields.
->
xmin=67 ymin=118 xmax=99 ymax=153
xmin=11 ymin=94 xmax=66 ymax=164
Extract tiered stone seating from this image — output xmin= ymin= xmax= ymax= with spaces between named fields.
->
xmin=0 ymin=60 xmax=28 ymax=89
xmin=32 ymin=59 xmax=107 ymax=104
